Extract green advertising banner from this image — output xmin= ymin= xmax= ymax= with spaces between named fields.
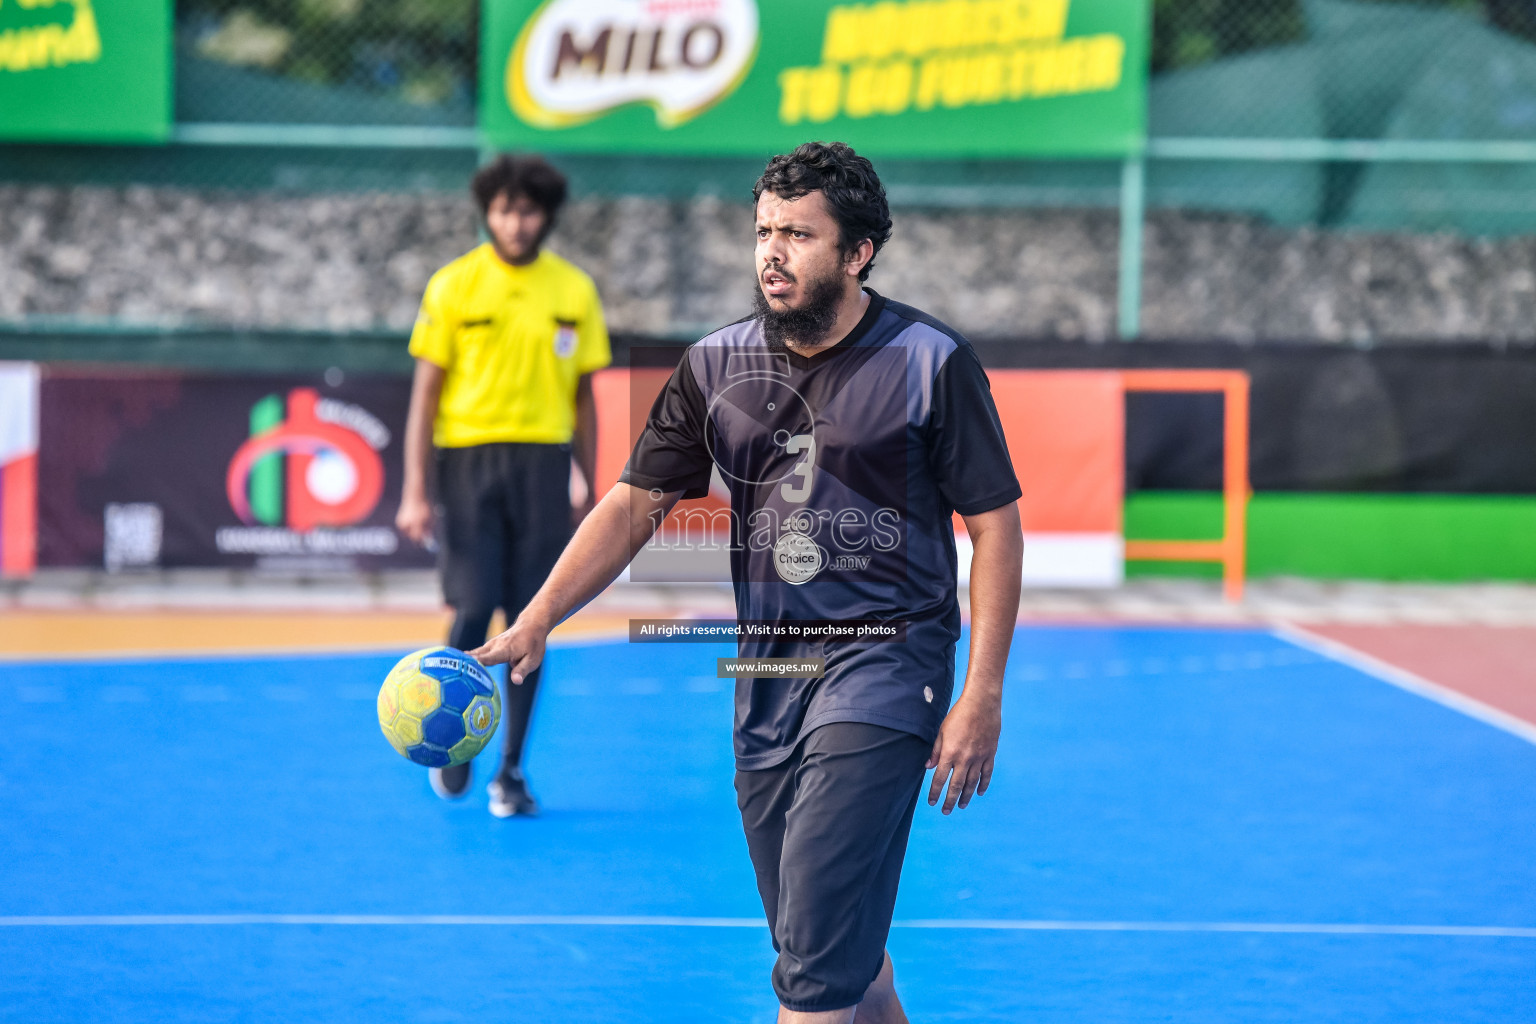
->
xmin=0 ymin=0 xmax=171 ymax=141
xmin=481 ymin=0 xmax=1149 ymax=158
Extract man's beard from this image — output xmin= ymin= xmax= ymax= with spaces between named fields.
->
xmin=752 ymin=267 xmax=845 ymax=352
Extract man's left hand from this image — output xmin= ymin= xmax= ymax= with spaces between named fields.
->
xmin=926 ymin=695 xmax=1001 ymax=814
xmin=571 ymin=495 xmax=596 ymax=528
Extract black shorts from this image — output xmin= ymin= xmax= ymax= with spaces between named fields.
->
xmin=734 ymin=721 xmax=931 ymax=1013
xmin=434 ymin=442 xmax=572 ymax=614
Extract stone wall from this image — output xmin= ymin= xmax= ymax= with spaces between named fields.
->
xmin=4 ymin=184 xmax=1535 ymax=342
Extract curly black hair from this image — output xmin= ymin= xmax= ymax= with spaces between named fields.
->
xmin=752 ymin=141 xmax=892 ymax=282
xmin=471 ymin=154 xmax=569 ymax=233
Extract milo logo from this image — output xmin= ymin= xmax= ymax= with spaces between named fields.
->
xmin=507 ymin=0 xmax=760 ymax=129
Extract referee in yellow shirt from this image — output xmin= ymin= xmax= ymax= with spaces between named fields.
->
xmin=396 ymin=155 xmax=610 ymax=816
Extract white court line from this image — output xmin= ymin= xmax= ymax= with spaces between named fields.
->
xmin=0 ymin=915 xmax=1531 ymax=937
xmin=1274 ymin=623 xmax=1536 ymax=748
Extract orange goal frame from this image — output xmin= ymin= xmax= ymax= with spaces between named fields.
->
xmin=1120 ymin=370 xmax=1251 ymax=601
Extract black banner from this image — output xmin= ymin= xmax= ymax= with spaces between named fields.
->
xmin=616 ymin=335 xmax=1536 ymax=494
xmin=38 ymin=369 xmax=434 ymax=571
xmin=1007 ymin=340 xmax=1536 ymax=495
xmin=34 ymin=338 xmax=1536 ymax=574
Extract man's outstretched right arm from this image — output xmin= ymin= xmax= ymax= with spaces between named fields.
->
xmin=469 ymin=483 xmax=679 ymax=682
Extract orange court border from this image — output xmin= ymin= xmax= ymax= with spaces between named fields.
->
xmin=0 ymin=607 xmax=637 ymax=661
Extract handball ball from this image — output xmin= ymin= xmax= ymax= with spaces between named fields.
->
xmin=378 ymin=646 xmax=501 ymax=768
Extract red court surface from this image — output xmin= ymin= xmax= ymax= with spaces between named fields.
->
xmin=1300 ymin=624 xmax=1536 ymax=730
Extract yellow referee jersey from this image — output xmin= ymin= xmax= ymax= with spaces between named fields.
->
xmin=408 ymin=244 xmax=611 ymax=448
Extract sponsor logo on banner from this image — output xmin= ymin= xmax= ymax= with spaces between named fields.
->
xmin=103 ymin=502 xmax=162 ymax=571
xmin=508 ymin=0 xmax=760 ymax=128
xmin=219 ymin=387 xmax=396 ymax=557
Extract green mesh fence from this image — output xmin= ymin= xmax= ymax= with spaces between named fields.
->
xmin=1148 ymin=0 xmax=1536 ymax=232
xmin=2 ymin=2 xmax=1536 ymax=224
xmin=175 ymin=0 xmax=477 ymax=125
xmin=164 ymin=0 xmax=1536 ymax=139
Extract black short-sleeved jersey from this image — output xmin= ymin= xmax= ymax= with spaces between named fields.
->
xmin=621 ymin=291 xmax=1021 ymax=769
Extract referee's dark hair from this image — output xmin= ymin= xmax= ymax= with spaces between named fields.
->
xmin=472 ymin=154 xmax=568 ymax=232
xmin=753 ymin=142 xmax=892 ymax=282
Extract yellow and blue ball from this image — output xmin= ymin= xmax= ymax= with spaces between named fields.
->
xmin=377 ymin=646 xmax=501 ymax=768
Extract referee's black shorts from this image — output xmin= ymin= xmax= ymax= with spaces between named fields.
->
xmin=735 ymin=721 xmax=931 ymax=1013
xmin=434 ymin=442 xmax=572 ymax=617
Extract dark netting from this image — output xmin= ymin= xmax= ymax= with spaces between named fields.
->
xmin=1147 ymin=0 xmax=1536 ymax=232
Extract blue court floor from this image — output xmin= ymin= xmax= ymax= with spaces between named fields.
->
xmin=2 ymin=625 xmax=1533 ymax=1022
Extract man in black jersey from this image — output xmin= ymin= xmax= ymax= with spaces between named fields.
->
xmin=472 ymin=142 xmax=1023 ymax=1023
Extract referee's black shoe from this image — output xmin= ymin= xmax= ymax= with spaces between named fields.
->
xmin=488 ymin=766 xmax=539 ymax=818
xmin=429 ymin=762 xmax=472 ymax=800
